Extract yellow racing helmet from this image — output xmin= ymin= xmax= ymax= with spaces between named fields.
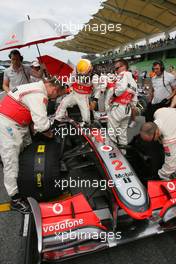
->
xmin=76 ymin=59 xmax=92 ymax=75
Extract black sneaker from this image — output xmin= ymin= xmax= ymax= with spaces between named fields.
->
xmin=11 ymin=197 xmax=30 ymax=214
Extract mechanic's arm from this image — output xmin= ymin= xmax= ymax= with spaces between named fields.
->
xmin=92 ymin=75 xmax=101 ymax=99
xmin=170 ymin=95 xmax=176 ymax=107
xmin=90 ymin=83 xmax=101 ymax=110
xmin=2 ymin=71 xmax=10 ymax=92
xmin=22 ymin=93 xmax=53 ymax=137
xmin=131 ymin=93 xmax=138 ymax=107
xmin=99 ymin=75 xmax=107 ymax=92
xmin=2 ymin=79 xmax=10 ymax=93
xmin=30 ymin=68 xmax=44 ymax=79
xmin=148 ymin=85 xmax=154 ymax=102
xmin=168 ymin=87 xmax=176 ymax=101
xmin=91 ymin=76 xmax=107 ymax=107
xmin=167 ymin=76 xmax=176 ymax=100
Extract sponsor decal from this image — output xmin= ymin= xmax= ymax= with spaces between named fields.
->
xmin=164 ymin=146 xmax=171 ymax=157
xmin=115 ymin=171 xmax=134 ymax=179
xmin=52 ymin=203 xmax=63 ymax=215
xmin=100 ymin=145 xmax=113 ymax=152
xmin=36 ymin=173 xmax=42 ymax=187
xmin=43 ymin=218 xmax=84 ymax=233
xmin=171 ymin=198 xmax=176 ymax=204
xmin=11 ymin=34 xmax=16 ymax=39
xmin=12 ymin=87 xmax=18 ymax=93
xmin=109 ymin=152 xmax=117 ymax=159
xmin=123 ymin=177 xmax=131 ymax=183
xmin=5 ymin=40 xmax=19 ymax=45
xmin=112 ymin=159 xmax=126 ymax=170
xmin=5 ymin=33 xmax=19 ymax=45
xmin=167 ymin=182 xmax=176 ymax=191
xmin=37 ymin=145 xmax=45 ymax=153
xmin=127 ymin=187 xmax=142 ymax=200
xmin=6 ymin=127 xmax=13 ymax=137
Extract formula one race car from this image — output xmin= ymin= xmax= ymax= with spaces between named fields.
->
xmin=19 ymin=118 xmax=176 ymax=264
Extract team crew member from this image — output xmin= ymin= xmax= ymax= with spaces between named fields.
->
xmin=0 ymin=78 xmax=61 ymax=212
xmin=3 ymin=50 xmax=43 ymax=92
xmin=30 ymin=60 xmax=43 ymax=82
xmin=107 ymin=59 xmax=137 ymax=151
xmin=170 ymin=94 xmax=176 ymax=107
xmin=104 ymin=73 xmax=116 ymax=112
xmin=92 ymin=72 xmax=107 ymax=112
xmin=145 ymin=60 xmax=176 ymax=121
xmin=55 ymin=59 xmax=99 ymax=125
xmin=140 ymin=107 xmax=176 ymax=180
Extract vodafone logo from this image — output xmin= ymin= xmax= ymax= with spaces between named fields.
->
xmin=167 ymin=182 xmax=176 ymax=191
xmin=52 ymin=203 xmax=63 ymax=215
xmin=100 ymin=145 xmax=113 ymax=152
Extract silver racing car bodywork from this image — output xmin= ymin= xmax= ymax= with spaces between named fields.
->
xmin=25 ymin=119 xmax=176 ymax=263
xmin=90 ymin=134 xmax=150 ymax=215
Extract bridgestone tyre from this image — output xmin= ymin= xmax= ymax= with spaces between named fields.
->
xmin=18 ymin=140 xmax=61 ymax=201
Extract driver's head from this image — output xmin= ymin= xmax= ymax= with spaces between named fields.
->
xmin=76 ymin=59 xmax=93 ymax=83
xmin=76 ymin=59 xmax=92 ymax=75
xmin=44 ymin=77 xmax=64 ymax=99
xmin=140 ymin=122 xmax=160 ymax=142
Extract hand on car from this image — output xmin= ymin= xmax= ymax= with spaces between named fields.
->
xmin=89 ymin=101 xmax=97 ymax=110
xmin=42 ymin=130 xmax=53 ymax=138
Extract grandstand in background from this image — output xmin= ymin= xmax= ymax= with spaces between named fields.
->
xmin=84 ymin=32 xmax=176 ymax=74
xmin=57 ymin=0 xmax=176 ymax=75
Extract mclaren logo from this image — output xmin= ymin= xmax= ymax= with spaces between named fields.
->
xmin=127 ymin=187 xmax=141 ymax=200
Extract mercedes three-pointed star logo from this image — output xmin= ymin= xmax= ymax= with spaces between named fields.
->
xmin=127 ymin=187 xmax=142 ymax=200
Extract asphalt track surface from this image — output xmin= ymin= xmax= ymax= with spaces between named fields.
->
xmin=1 ymin=116 xmax=176 ymax=264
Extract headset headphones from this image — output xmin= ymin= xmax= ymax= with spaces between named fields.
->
xmin=9 ymin=50 xmax=23 ymax=62
xmin=152 ymin=60 xmax=165 ymax=73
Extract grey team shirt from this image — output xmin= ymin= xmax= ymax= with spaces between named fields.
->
xmin=152 ymin=71 xmax=176 ymax=104
xmin=3 ymin=65 xmax=32 ymax=91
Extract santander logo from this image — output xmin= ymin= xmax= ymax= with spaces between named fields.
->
xmin=11 ymin=34 xmax=16 ymax=39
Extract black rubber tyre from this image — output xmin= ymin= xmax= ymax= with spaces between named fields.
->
xmin=127 ymin=135 xmax=165 ymax=182
xmin=18 ymin=139 xmax=61 ymax=201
